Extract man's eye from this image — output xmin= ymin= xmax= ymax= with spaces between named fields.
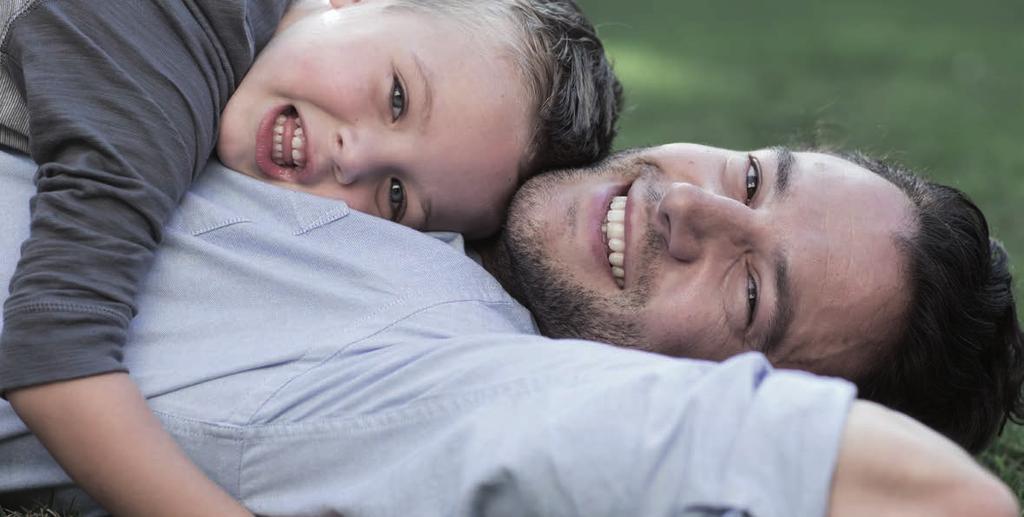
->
xmin=745 ymin=155 xmax=761 ymax=205
xmin=746 ymin=270 xmax=759 ymax=327
xmin=391 ymin=76 xmax=406 ymax=122
xmin=388 ymin=178 xmax=407 ymax=222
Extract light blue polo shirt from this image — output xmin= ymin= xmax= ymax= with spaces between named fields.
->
xmin=0 ymin=151 xmax=855 ymax=517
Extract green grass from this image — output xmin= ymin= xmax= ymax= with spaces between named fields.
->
xmin=580 ymin=0 xmax=1024 ymax=506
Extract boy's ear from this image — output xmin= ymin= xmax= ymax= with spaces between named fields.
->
xmin=329 ymin=0 xmax=363 ymax=8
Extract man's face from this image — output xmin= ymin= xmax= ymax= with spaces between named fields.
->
xmin=497 ymin=144 xmax=915 ymax=378
xmin=217 ymin=1 xmax=532 ymax=238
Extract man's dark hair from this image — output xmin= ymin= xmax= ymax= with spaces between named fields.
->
xmin=841 ymin=151 xmax=1024 ymax=453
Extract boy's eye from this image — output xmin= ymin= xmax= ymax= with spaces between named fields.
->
xmin=391 ymin=76 xmax=406 ymax=122
xmin=745 ymin=155 xmax=761 ymax=205
xmin=388 ymin=178 xmax=407 ymax=222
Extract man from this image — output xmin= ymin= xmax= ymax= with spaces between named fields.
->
xmin=483 ymin=143 xmax=1024 ymax=454
xmin=0 ymin=149 xmax=1017 ymax=516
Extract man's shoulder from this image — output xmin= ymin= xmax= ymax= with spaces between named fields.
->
xmin=130 ymin=161 xmax=538 ymax=426
xmin=175 ymin=163 xmax=515 ymax=307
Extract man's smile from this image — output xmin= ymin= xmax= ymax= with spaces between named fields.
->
xmin=603 ymin=195 xmax=628 ymax=288
xmin=589 ymin=179 xmax=634 ymax=291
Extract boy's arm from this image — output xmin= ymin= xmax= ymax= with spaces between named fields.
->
xmin=0 ymin=1 xmax=285 ymax=514
xmin=829 ymin=401 xmax=1018 ymax=517
xmin=9 ymin=374 xmax=250 ymax=517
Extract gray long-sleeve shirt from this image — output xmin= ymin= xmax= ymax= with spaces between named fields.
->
xmin=0 ymin=152 xmax=856 ymax=517
xmin=0 ymin=0 xmax=291 ymax=392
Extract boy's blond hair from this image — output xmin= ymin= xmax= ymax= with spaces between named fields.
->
xmin=386 ymin=0 xmax=623 ymax=178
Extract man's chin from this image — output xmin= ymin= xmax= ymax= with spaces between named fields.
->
xmin=495 ymin=220 xmax=640 ymax=347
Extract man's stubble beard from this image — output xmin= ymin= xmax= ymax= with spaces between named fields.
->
xmin=496 ymin=169 xmax=660 ymax=349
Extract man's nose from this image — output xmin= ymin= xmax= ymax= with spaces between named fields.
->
xmin=655 ymin=181 xmax=754 ymax=262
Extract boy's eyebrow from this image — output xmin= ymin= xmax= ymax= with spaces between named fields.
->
xmin=412 ymin=52 xmax=434 ymax=127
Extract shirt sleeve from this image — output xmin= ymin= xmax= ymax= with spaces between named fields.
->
xmin=0 ymin=0 xmax=287 ymax=392
xmin=225 ymin=325 xmax=854 ymax=517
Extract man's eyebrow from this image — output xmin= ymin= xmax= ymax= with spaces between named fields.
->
xmin=772 ymin=146 xmax=794 ymax=197
xmin=762 ymin=249 xmax=794 ymax=356
xmin=412 ymin=52 xmax=433 ymax=127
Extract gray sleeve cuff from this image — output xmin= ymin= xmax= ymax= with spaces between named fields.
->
xmin=0 ymin=304 xmax=129 ymax=395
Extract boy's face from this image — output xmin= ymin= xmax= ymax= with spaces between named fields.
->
xmin=218 ymin=1 xmax=533 ymax=237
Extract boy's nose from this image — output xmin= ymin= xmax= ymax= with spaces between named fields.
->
xmin=330 ymin=127 xmax=360 ymax=185
xmin=330 ymin=125 xmax=404 ymax=185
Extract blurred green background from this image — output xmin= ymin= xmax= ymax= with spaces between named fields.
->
xmin=578 ymin=0 xmax=1023 ymax=502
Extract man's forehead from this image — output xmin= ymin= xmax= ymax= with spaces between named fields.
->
xmin=769 ymin=151 xmax=914 ymax=375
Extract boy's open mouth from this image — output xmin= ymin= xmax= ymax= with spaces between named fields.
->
xmin=255 ymin=104 xmax=314 ymax=182
xmin=271 ymin=106 xmax=307 ymax=169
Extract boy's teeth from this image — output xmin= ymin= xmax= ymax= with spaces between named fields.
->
xmin=271 ymin=111 xmax=307 ymax=168
xmin=602 ymin=195 xmax=629 ymax=287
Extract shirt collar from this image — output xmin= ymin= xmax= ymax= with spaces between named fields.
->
xmin=183 ymin=162 xmax=351 ymax=235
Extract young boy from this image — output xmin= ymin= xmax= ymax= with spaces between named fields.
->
xmin=218 ymin=0 xmax=623 ymax=238
xmin=0 ymin=0 xmax=621 ymax=514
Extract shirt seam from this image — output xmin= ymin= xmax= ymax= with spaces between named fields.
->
xmin=4 ymin=301 xmax=129 ymax=324
xmin=244 ymin=297 xmax=523 ymax=426
xmin=288 ymin=190 xmax=349 ymax=235
xmin=191 ymin=217 xmax=250 ymax=236
xmin=242 ymin=369 xmax=585 ymax=437
xmin=152 ymin=410 xmax=246 ymax=498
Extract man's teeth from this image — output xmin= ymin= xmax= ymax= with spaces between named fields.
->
xmin=271 ymin=114 xmax=306 ymax=168
xmin=604 ymin=195 xmax=628 ymax=288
